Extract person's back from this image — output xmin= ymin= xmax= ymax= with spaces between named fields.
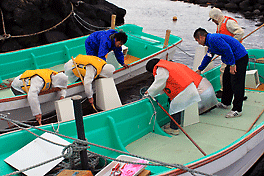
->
xmin=11 ymin=70 xmax=68 ymax=125
xmin=206 ymin=33 xmax=247 ymax=63
xmin=208 ymin=7 xmax=244 ymax=97
xmin=85 ymin=29 xmax=129 ymax=68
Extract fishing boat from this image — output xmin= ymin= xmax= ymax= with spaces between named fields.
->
xmin=0 ymin=49 xmax=263 ymax=176
xmin=0 ymin=24 xmax=182 ymax=130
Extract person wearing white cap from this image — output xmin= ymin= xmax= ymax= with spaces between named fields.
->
xmin=64 ymin=54 xmax=115 ymax=105
xmin=208 ymin=7 xmax=244 ymax=98
xmin=11 ymin=69 xmax=68 ymax=125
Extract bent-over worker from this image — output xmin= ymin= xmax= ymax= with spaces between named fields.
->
xmin=64 ymin=54 xmax=115 ymax=105
xmin=85 ymin=29 xmax=129 ymax=69
xmin=11 ymin=69 xmax=68 ymax=125
xmin=194 ymin=28 xmax=248 ymax=118
xmin=145 ymin=59 xmax=218 ymax=135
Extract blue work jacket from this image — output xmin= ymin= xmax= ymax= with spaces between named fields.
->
xmin=85 ymin=29 xmax=124 ymax=65
xmin=198 ymin=33 xmax=247 ymax=71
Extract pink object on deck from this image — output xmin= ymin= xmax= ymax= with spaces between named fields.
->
xmin=120 ymin=159 xmax=147 ymax=176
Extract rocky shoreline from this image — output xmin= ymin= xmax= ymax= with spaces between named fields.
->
xmin=0 ymin=0 xmax=126 ymax=53
xmin=1 ymin=0 xmax=263 ymax=53
xmin=174 ymin=0 xmax=264 ymax=23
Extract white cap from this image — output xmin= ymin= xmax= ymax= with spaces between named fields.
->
xmin=52 ymin=72 xmax=68 ymax=89
xmin=209 ymin=7 xmax=224 ymax=23
xmin=99 ymin=64 xmax=115 ymax=78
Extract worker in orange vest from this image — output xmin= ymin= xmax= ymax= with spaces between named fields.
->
xmin=208 ymin=7 xmax=244 ymax=98
xmin=145 ymin=59 xmax=217 ymax=135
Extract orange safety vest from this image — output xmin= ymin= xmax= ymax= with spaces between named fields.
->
xmin=216 ymin=16 xmax=238 ymax=37
xmin=153 ymin=60 xmax=202 ymax=100
xmin=72 ymin=54 xmax=106 ymax=79
xmin=20 ymin=69 xmax=58 ymax=92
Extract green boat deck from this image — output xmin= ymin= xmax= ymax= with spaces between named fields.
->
xmin=126 ymin=90 xmax=264 ymax=165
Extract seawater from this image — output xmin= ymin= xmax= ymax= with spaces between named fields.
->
xmin=109 ymin=0 xmax=264 ymax=175
xmin=110 ymin=0 xmax=264 ymax=68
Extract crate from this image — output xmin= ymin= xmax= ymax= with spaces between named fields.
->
xmin=246 ymin=70 xmax=260 ymax=89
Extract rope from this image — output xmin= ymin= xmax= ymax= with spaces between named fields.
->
xmin=0 ymin=114 xmax=214 ymax=176
xmin=0 ymin=8 xmax=10 ymax=39
xmin=72 ymin=13 xmax=97 ymax=32
xmin=73 ymin=12 xmax=110 ymax=30
xmin=4 ymin=154 xmax=65 ymax=176
xmin=176 ymin=45 xmax=194 ymax=58
xmin=0 ymin=2 xmax=74 ymax=40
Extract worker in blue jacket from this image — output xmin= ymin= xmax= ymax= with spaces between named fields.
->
xmin=85 ymin=29 xmax=129 ymax=69
xmin=194 ymin=28 xmax=248 ymax=118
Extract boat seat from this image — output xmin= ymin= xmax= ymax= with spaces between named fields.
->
xmin=106 ymin=45 xmax=128 ymax=69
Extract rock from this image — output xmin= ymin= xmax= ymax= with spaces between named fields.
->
xmin=50 ymin=0 xmax=72 ymax=18
xmin=225 ymin=2 xmax=239 ymax=11
xmin=230 ymin=0 xmax=243 ymax=4
xmin=215 ymin=2 xmax=225 ymax=9
xmin=13 ymin=2 xmax=41 ymax=26
xmin=194 ymin=0 xmax=208 ymax=5
xmin=253 ymin=9 xmax=261 ymax=16
xmin=258 ymin=0 xmax=264 ymax=4
xmin=0 ymin=0 xmax=126 ymax=53
xmin=1 ymin=39 xmax=23 ymax=52
xmin=1 ymin=0 xmax=26 ymax=12
xmin=178 ymin=0 xmax=263 ymax=22
xmin=244 ymin=11 xmax=254 ymax=19
xmin=41 ymin=7 xmax=67 ymax=34
xmin=44 ymin=30 xmax=69 ymax=43
xmin=239 ymin=0 xmax=252 ymax=11
xmin=65 ymin=16 xmax=85 ymax=38
xmin=27 ymin=0 xmax=42 ymax=7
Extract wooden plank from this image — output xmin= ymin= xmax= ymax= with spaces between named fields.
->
xmin=139 ymin=169 xmax=151 ymax=176
xmin=57 ymin=169 xmax=93 ymax=176
xmin=124 ymin=55 xmax=140 ymax=64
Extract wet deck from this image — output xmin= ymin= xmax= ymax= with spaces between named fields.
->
xmin=125 ymin=90 xmax=264 ymax=165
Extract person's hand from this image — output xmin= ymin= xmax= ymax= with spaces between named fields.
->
xmin=230 ymin=65 xmax=236 ymax=75
xmin=88 ymin=97 xmax=94 ymax=104
xmin=196 ymin=70 xmax=202 ymax=75
xmin=35 ymin=114 xmax=42 ymax=126
xmin=123 ymin=63 xmax=129 ymax=69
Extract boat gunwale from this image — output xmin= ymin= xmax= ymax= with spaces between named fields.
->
xmin=160 ymin=114 xmax=264 ymax=175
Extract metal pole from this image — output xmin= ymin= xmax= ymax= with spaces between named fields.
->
xmin=72 ymin=95 xmax=89 ymax=170
xmin=149 ymin=96 xmax=207 ymax=156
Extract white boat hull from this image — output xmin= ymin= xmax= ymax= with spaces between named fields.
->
xmin=0 ymin=46 xmax=176 ymax=129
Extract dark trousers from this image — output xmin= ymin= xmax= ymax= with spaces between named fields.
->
xmin=170 ymin=110 xmax=184 ymax=130
xmin=222 ymin=54 xmax=249 ymax=112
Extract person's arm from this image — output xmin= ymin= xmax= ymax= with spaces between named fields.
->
xmin=57 ymin=89 xmax=67 ymax=99
xmin=98 ymin=37 xmax=111 ymax=61
xmin=27 ymin=76 xmax=43 ymax=125
xmin=226 ymin=20 xmax=244 ymax=42
xmin=113 ymin=47 xmax=127 ymax=67
xmin=198 ymin=52 xmax=213 ymax=71
xmin=146 ymin=67 xmax=169 ymax=97
xmin=83 ymin=65 xmax=96 ymax=104
xmin=64 ymin=59 xmax=79 ymax=83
